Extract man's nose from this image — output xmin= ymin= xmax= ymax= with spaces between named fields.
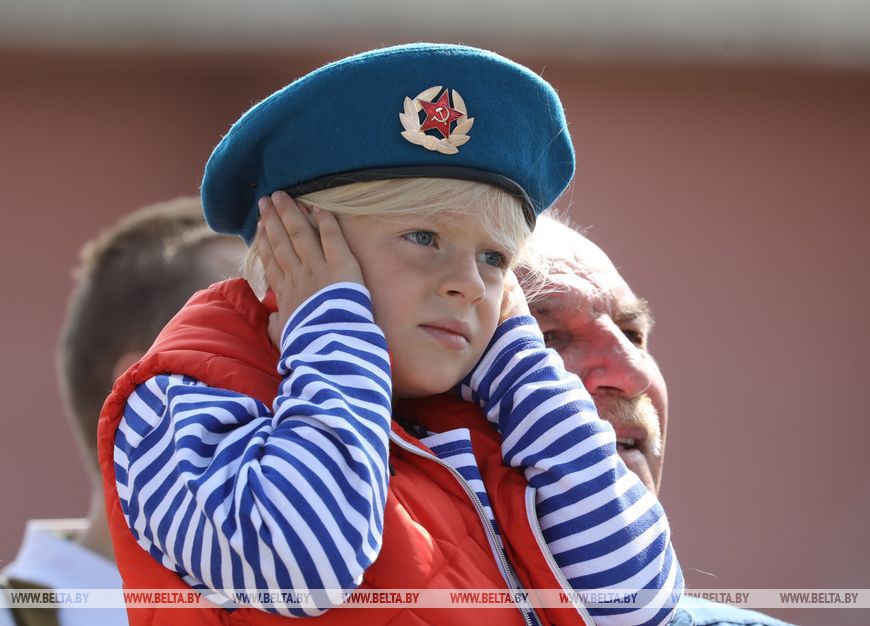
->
xmin=439 ymin=250 xmax=486 ymax=303
xmin=573 ymin=322 xmax=652 ymax=399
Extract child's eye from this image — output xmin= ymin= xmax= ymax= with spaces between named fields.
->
xmin=403 ymin=231 xmax=436 ymax=246
xmin=478 ymin=250 xmax=507 ymax=268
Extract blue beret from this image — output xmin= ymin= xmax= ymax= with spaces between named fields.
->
xmin=202 ymin=43 xmax=575 ymax=243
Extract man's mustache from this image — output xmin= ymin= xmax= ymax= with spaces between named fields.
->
xmin=595 ymin=394 xmax=662 ymax=457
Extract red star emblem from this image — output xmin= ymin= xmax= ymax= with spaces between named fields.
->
xmin=418 ymin=90 xmax=464 ymax=139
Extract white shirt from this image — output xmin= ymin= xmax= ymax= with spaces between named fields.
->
xmin=0 ymin=519 xmax=128 ymax=626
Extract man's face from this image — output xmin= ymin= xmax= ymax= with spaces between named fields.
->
xmin=526 ymin=219 xmax=668 ymax=493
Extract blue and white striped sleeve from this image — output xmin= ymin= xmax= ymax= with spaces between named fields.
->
xmin=114 ymin=283 xmax=392 ymax=617
xmin=460 ymin=315 xmax=683 ymax=626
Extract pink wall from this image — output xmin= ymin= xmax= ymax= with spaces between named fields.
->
xmin=1 ymin=49 xmax=867 ymax=624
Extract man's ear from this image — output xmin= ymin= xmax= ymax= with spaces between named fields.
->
xmin=112 ymin=351 xmax=145 ymax=381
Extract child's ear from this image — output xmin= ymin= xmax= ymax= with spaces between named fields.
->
xmin=112 ymin=351 xmax=145 ymax=381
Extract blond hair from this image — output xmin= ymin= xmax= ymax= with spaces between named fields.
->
xmin=244 ymin=178 xmax=532 ymax=297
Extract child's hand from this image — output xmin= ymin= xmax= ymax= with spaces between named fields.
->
xmin=499 ymin=270 xmax=531 ymax=322
xmin=257 ymin=191 xmax=364 ymax=349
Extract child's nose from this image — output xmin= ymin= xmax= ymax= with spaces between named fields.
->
xmin=439 ymin=251 xmax=486 ymax=303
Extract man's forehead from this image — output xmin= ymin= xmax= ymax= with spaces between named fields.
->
xmin=534 ymin=272 xmax=646 ymax=315
xmin=544 ymin=247 xmax=625 ymax=298
xmin=529 ymin=229 xmax=652 ymax=325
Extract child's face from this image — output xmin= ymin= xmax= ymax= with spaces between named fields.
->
xmin=339 ymin=211 xmax=511 ymax=398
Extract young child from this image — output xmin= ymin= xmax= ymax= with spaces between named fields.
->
xmin=98 ymin=44 xmax=682 ymax=626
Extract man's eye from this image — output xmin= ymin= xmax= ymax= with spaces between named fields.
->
xmin=541 ymin=331 xmax=561 ymax=348
xmin=622 ymin=328 xmax=645 ymax=347
xmin=478 ymin=250 xmax=507 ymax=268
xmin=404 ymin=231 xmax=435 ymax=246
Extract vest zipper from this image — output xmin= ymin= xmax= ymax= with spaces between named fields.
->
xmin=389 ymin=431 xmax=538 ymax=626
xmin=524 ymin=486 xmax=595 ymax=625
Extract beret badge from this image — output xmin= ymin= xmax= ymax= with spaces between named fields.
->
xmin=400 ymin=86 xmax=474 ymax=155
xmin=202 ymin=44 xmax=576 ymax=241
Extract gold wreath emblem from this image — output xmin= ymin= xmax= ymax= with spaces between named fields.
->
xmin=399 ymin=86 xmax=474 ymax=155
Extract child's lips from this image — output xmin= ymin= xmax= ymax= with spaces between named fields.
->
xmin=421 ymin=319 xmax=471 ymax=340
xmin=419 ymin=320 xmax=471 ymax=350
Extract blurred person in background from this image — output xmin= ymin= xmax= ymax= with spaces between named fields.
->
xmin=0 ymin=197 xmax=245 ymax=626
xmin=523 ymin=214 xmax=793 ymax=626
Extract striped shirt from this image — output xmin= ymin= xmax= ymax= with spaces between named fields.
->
xmin=460 ymin=316 xmax=682 ymax=625
xmin=115 ymin=283 xmax=681 ymax=624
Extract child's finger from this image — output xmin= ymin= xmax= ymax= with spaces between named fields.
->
xmin=259 ymin=195 xmax=301 ymax=270
xmin=499 ymin=270 xmax=530 ymax=321
xmin=271 ymin=191 xmax=326 ymax=266
xmin=256 ymin=221 xmax=284 ymax=290
xmin=315 ymin=208 xmax=354 ymax=263
xmin=315 ymin=210 xmax=364 ymax=284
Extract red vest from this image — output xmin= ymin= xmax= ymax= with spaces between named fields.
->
xmin=98 ymin=279 xmax=589 ymax=626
